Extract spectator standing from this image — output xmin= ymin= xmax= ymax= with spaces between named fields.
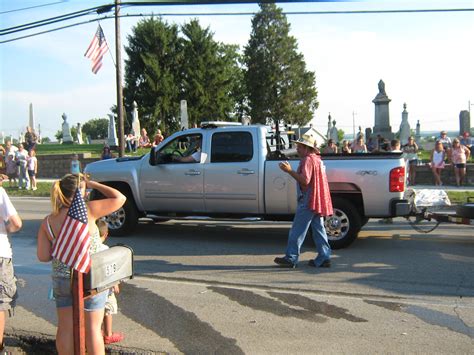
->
xmin=5 ymin=155 xmax=17 ymax=188
xmin=430 ymin=141 xmax=446 ymax=186
xmin=15 ymin=144 xmax=29 ymax=190
xmin=438 ymin=130 xmax=452 ymax=150
xmin=448 ymin=138 xmax=471 ymax=186
xmin=460 ymin=132 xmax=473 ymax=160
xmin=402 ymin=136 xmax=419 ymax=186
xmin=274 ymin=129 xmax=333 ymax=268
xmin=351 ymin=137 xmax=367 ymax=153
xmin=366 ymin=137 xmax=376 ymax=152
xmin=0 ymin=177 xmax=22 ymax=353
xmin=36 ymin=174 xmax=126 ymax=355
xmin=24 ymin=126 xmax=37 ymax=152
xmin=152 ymin=129 xmax=164 ymax=147
xmin=27 ymin=149 xmax=38 ymax=191
xmin=138 ymin=128 xmax=151 ymax=149
xmin=4 ymin=141 xmax=17 ymax=157
xmin=70 ymin=154 xmax=81 ymax=174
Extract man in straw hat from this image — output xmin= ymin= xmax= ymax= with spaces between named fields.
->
xmin=274 ymin=128 xmax=333 ymax=268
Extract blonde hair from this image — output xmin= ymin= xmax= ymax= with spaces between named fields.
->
xmin=50 ymin=173 xmax=83 ymax=215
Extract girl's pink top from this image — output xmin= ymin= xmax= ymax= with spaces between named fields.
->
xmin=451 ymin=146 xmax=468 ymax=164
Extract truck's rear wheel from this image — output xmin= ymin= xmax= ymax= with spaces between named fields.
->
xmin=324 ymin=197 xmax=362 ymax=249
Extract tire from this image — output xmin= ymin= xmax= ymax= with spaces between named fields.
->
xmin=324 ymin=197 xmax=362 ymax=249
xmin=90 ymin=189 xmax=139 ymax=236
xmin=456 ymin=203 xmax=474 ymax=219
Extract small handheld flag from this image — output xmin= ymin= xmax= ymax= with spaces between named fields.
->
xmin=51 ymin=188 xmax=91 ymax=273
xmin=84 ymin=25 xmax=109 ymax=74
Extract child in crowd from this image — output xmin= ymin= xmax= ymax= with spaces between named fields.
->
xmin=27 ymin=149 xmax=38 ymax=190
xmin=96 ymin=219 xmax=125 ymax=345
xmin=70 ymin=154 xmax=81 ymax=174
xmin=430 ymin=141 xmax=446 ymax=186
xmin=5 ymin=155 xmax=17 ymax=188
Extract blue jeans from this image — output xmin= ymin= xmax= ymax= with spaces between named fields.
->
xmin=285 ymin=188 xmax=331 ymax=266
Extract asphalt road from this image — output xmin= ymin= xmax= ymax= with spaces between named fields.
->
xmin=4 ymin=197 xmax=474 ymax=354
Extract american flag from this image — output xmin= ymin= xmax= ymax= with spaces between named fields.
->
xmin=84 ymin=25 xmax=109 ymax=74
xmin=51 ymin=188 xmax=91 ymax=273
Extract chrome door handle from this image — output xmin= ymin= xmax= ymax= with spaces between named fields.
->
xmin=237 ymin=169 xmax=255 ymax=175
xmin=185 ymin=170 xmax=201 ymax=176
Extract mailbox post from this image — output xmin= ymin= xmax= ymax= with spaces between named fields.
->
xmin=73 ymin=271 xmax=86 ymax=355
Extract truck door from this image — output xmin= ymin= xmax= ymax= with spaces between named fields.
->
xmin=204 ymin=131 xmax=259 ymax=213
xmin=140 ymin=133 xmax=205 ymax=212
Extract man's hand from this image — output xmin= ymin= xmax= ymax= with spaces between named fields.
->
xmin=279 ymin=161 xmax=292 ymax=173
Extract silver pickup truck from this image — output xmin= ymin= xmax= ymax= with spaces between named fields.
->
xmin=85 ymin=124 xmax=410 ymax=249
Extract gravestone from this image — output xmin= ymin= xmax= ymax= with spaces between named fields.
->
xmin=329 ymin=119 xmax=338 ymax=143
xmin=180 ymin=100 xmax=189 ymax=130
xmin=131 ymin=101 xmax=140 ymax=139
xmin=399 ymin=103 xmax=411 ymax=144
xmin=459 ymin=110 xmax=470 ymax=135
xmin=415 ymin=120 xmax=421 ymax=145
xmin=29 ymin=103 xmax=35 ymax=134
xmin=107 ymin=114 xmax=118 ymax=147
xmin=77 ymin=123 xmax=84 ymax=144
xmin=61 ymin=113 xmax=73 ymax=143
xmin=372 ymin=80 xmax=393 ymax=140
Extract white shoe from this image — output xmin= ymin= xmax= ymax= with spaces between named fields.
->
xmin=18 ymin=186 xmax=22 ymax=190
xmin=32 ymin=187 xmax=37 ymax=191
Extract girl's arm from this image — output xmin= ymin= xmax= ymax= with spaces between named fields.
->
xmin=86 ymin=180 xmax=126 ymax=220
xmin=37 ymin=218 xmax=53 ymax=262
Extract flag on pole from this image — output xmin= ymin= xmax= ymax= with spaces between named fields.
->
xmin=84 ymin=25 xmax=109 ymax=74
xmin=51 ymin=188 xmax=91 ymax=273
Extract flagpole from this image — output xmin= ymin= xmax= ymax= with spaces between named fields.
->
xmin=73 ymin=270 xmax=86 ymax=355
xmin=115 ymin=0 xmax=125 ymax=157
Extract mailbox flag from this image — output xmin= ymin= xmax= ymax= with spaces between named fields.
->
xmin=52 ymin=188 xmax=91 ymax=273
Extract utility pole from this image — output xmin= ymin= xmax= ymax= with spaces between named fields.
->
xmin=115 ymin=0 xmax=125 ymax=157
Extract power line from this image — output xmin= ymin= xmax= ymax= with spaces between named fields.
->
xmin=1 ymin=6 xmax=473 ymax=44
xmin=0 ymin=1 xmax=66 ymax=15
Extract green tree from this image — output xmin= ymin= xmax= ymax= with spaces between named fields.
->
xmin=244 ymin=3 xmax=318 ymax=127
xmin=82 ymin=118 xmax=109 ymax=140
xmin=124 ymin=17 xmax=182 ymax=135
xmin=337 ymin=129 xmax=345 ymax=143
xmin=180 ymin=20 xmax=243 ymax=124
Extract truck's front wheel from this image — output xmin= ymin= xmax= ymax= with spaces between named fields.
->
xmin=104 ymin=194 xmax=138 ymax=236
xmin=324 ymin=197 xmax=362 ymax=249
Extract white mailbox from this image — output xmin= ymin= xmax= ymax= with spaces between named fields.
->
xmin=84 ymin=244 xmax=134 ymax=293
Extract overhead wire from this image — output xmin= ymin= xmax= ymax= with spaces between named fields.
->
xmin=1 ymin=6 xmax=473 ymax=44
xmin=0 ymin=0 xmax=66 ymax=15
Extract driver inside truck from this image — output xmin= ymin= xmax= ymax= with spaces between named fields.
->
xmin=174 ymin=136 xmax=202 ymax=163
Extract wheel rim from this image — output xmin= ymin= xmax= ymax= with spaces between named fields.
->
xmin=325 ymin=208 xmax=350 ymax=241
xmin=105 ymin=207 xmax=126 ymax=230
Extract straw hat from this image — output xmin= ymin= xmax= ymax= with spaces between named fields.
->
xmin=292 ymin=127 xmax=323 ymax=149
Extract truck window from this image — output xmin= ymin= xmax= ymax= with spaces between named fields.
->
xmin=211 ymin=132 xmax=253 ymax=163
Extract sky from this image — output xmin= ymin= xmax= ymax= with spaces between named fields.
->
xmin=1 ymin=0 xmax=473 ymax=141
